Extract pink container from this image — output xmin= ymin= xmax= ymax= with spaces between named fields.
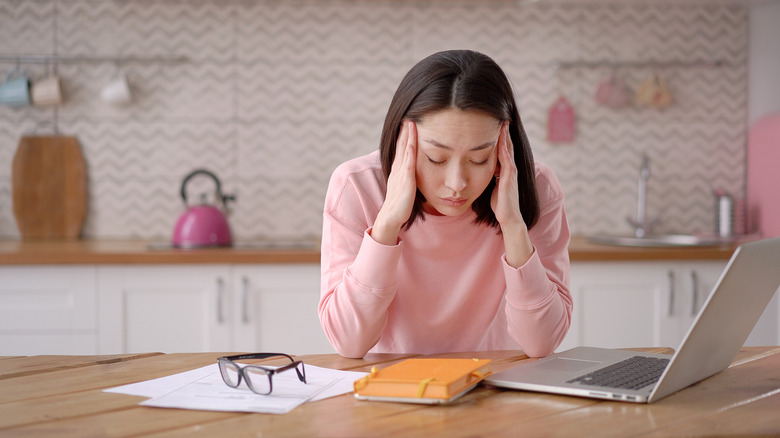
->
xmin=172 ymin=205 xmax=232 ymax=248
xmin=171 ymin=169 xmax=234 ymax=248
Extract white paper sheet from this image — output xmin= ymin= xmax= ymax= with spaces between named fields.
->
xmin=105 ymin=364 xmax=366 ymax=414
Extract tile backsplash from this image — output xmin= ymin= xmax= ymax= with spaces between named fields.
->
xmin=0 ymin=0 xmax=747 ymax=241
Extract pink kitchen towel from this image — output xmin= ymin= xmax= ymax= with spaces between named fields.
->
xmin=547 ymin=96 xmax=575 ymax=143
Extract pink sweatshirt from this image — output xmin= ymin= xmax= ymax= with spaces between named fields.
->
xmin=319 ymin=150 xmax=571 ymax=358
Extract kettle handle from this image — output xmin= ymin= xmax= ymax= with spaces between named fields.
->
xmin=180 ymin=169 xmax=233 ymax=207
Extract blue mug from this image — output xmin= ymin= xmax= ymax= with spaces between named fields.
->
xmin=0 ymin=69 xmax=31 ymax=108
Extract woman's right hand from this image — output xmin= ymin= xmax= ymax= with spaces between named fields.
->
xmin=371 ymin=120 xmax=418 ymax=245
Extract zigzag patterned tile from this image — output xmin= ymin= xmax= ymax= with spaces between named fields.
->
xmin=55 ymin=62 xmax=233 ymax=120
xmin=0 ymin=0 xmax=751 ymax=240
xmin=236 ymin=62 xmax=406 ymax=124
xmin=57 ymin=0 xmax=234 ymax=62
xmin=232 ymin=175 xmax=326 ymax=240
xmin=411 ymin=3 xmax=581 ymax=66
xmin=0 ymin=0 xmax=53 ymax=56
xmin=237 ymin=119 xmax=380 ymax=182
xmin=57 ymin=119 xmax=236 ymax=179
xmin=86 ymin=176 xmax=181 ymax=238
xmin=578 ymin=5 xmax=747 ymax=65
xmin=237 ymin=1 xmax=413 ymax=65
xmin=53 ymin=118 xmax=237 ymax=239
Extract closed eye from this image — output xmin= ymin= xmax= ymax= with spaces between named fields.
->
xmin=426 ymin=155 xmax=445 ymax=165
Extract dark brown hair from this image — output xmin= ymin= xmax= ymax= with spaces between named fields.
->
xmin=379 ymin=49 xmax=540 ymax=231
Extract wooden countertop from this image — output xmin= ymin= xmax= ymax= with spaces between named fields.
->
xmin=0 ymin=235 xmax=738 ymax=265
xmin=1 ymin=347 xmax=779 ymax=437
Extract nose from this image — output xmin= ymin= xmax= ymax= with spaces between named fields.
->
xmin=444 ymin=163 xmax=467 ymax=193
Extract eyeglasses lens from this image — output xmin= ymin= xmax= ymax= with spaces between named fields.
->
xmin=244 ymin=367 xmax=271 ymax=394
xmin=219 ymin=360 xmax=241 ymax=387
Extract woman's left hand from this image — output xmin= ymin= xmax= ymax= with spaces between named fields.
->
xmin=491 ymin=122 xmax=534 ymax=267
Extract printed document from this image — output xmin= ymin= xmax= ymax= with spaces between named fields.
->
xmin=106 ymin=364 xmax=366 ymax=414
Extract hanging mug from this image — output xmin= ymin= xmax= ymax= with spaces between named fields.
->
xmin=31 ymin=69 xmax=64 ymax=107
xmin=101 ymin=69 xmax=132 ymax=105
xmin=0 ymin=68 xmax=31 ymax=108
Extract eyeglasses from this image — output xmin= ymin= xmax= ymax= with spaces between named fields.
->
xmin=217 ymin=353 xmax=307 ymax=395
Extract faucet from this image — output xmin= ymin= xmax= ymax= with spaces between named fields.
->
xmin=626 ymin=155 xmax=659 ymax=237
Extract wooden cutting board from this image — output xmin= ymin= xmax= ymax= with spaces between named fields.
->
xmin=12 ymin=135 xmax=87 ymax=240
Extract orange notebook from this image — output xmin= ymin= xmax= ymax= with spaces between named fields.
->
xmin=353 ymin=358 xmax=492 ymax=404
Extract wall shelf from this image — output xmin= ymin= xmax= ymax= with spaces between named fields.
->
xmin=551 ymin=59 xmax=730 ymax=69
xmin=0 ymin=54 xmax=188 ymax=65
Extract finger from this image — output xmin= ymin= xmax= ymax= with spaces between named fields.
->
xmin=496 ymin=123 xmax=510 ymax=178
xmin=501 ymin=124 xmax=518 ymax=180
xmin=393 ymin=121 xmax=410 ymax=171
xmin=504 ymin=122 xmax=515 ymax=162
xmin=405 ymin=120 xmax=417 ymax=168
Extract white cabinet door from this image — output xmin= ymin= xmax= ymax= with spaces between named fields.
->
xmin=559 ymin=260 xmax=778 ymax=352
xmin=98 ymin=265 xmax=232 ymax=354
xmin=233 ymin=265 xmax=334 ymax=355
xmin=675 ymin=262 xmax=727 ymax=342
xmin=560 ymin=262 xmax=677 ymax=351
xmin=0 ymin=266 xmax=99 ymax=355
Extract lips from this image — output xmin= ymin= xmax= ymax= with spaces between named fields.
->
xmin=440 ymin=197 xmax=468 ymax=208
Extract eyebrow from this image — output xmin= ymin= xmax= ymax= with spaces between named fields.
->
xmin=423 ymin=138 xmax=496 ymax=151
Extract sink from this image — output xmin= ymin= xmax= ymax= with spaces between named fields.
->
xmin=588 ymin=234 xmax=732 ymax=248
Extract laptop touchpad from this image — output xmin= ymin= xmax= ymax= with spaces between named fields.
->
xmin=535 ymin=358 xmax=602 ymax=372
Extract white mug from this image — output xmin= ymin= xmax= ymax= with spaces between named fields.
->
xmin=101 ymin=71 xmax=132 ymax=105
xmin=31 ymin=72 xmax=63 ymax=107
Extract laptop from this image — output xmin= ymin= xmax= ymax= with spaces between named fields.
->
xmin=485 ymin=236 xmax=780 ymax=403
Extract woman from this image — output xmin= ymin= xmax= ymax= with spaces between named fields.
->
xmin=319 ymin=50 xmax=571 ymax=358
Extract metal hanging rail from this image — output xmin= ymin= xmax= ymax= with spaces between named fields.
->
xmin=550 ymin=59 xmax=729 ymax=69
xmin=0 ymin=54 xmax=188 ymax=65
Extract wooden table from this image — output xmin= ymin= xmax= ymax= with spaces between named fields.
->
xmin=1 ymin=347 xmax=779 ymax=437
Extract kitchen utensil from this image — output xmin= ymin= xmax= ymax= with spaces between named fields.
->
xmin=547 ymin=95 xmax=575 ymax=143
xmin=714 ymin=189 xmax=733 ymax=239
xmin=636 ymin=73 xmax=673 ymax=109
xmin=31 ymin=69 xmax=63 ymax=107
xmin=12 ymin=135 xmax=87 ymax=239
xmin=172 ymin=169 xmax=235 ymax=248
xmin=101 ymin=69 xmax=132 ymax=105
xmin=594 ymin=71 xmax=630 ymax=108
xmin=0 ymin=68 xmax=31 ymax=108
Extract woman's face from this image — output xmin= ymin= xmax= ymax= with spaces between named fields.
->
xmin=414 ymin=108 xmax=502 ymax=216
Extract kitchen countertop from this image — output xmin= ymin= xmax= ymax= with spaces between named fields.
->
xmin=0 ymin=236 xmax=739 ymax=265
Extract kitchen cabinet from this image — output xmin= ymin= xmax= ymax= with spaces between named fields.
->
xmin=98 ymin=264 xmax=333 ymax=355
xmin=98 ymin=265 xmax=233 ymax=354
xmin=557 ymin=261 xmax=779 ymax=352
xmin=232 ymin=265 xmax=334 ymax=355
xmin=0 ymin=266 xmax=99 ymax=355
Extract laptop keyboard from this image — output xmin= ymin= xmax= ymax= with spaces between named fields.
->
xmin=567 ymin=356 xmax=670 ymax=390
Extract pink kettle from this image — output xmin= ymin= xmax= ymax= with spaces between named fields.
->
xmin=172 ymin=169 xmax=235 ymax=248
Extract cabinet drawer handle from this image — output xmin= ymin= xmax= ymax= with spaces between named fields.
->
xmin=691 ymin=270 xmax=699 ymax=317
xmin=217 ymin=277 xmax=225 ymax=324
xmin=242 ymin=276 xmax=250 ymax=324
xmin=667 ymin=270 xmax=675 ymax=317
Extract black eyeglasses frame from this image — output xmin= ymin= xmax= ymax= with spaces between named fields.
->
xmin=216 ymin=353 xmax=307 ymax=395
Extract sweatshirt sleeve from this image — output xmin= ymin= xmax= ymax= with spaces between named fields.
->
xmin=318 ymin=160 xmax=401 ymax=358
xmin=503 ymin=163 xmax=572 ymax=357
